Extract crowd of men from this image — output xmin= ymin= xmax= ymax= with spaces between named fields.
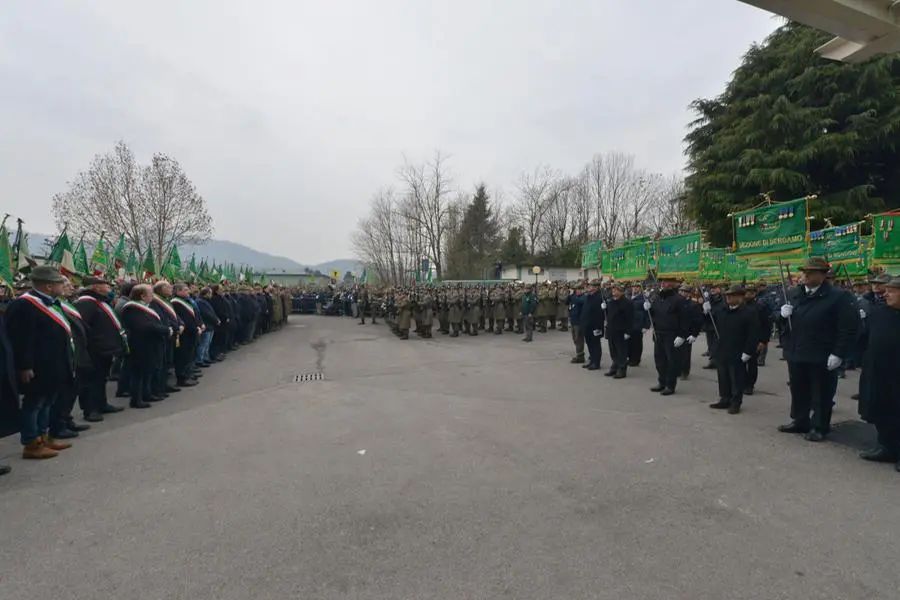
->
xmin=330 ymin=259 xmax=900 ymax=476
xmin=0 ymin=266 xmax=291 ymax=475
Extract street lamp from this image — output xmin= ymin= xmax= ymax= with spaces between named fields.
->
xmin=532 ymin=265 xmax=541 ymax=285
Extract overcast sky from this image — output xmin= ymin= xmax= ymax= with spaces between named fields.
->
xmin=1 ymin=1 xmax=778 ymax=264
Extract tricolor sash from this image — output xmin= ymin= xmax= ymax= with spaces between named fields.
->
xmin=171 ymin=297 xmax=196 ymax=318
xmin=153 ymin=295 xmax=178 ymax=320
xmin=20 ymin=293 xmax=72 ymax=337
xmin=123 ymin=301 xmax=162 ymax=320
xmin=60 ymin=300 xmax=83 ymax=321
xmin=77 ymin=295 xmax=123 ymax=331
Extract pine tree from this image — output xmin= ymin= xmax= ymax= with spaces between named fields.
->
xmin=685 ymin=23 xmax=900 ymax=246
xmin=446 ymin=184 xmax=501 ymax=279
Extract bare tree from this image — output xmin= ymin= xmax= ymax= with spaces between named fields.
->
xmin=51 ymin=140 xmax=212 ymax=266
xmin=397 ymin=151 xmax=453 ymax=280
xmin=512 ymin=165 xmax=558 ymax=256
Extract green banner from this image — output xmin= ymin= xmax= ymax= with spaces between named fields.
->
xmin=608 ymin=239 xmax=652 ymax=280
xmin=873 ymin=213 xmax=900 ymax=260
xmin=809 ymin=221 xmax=862 ymax=264
xmin=733 ymin=198 xmax=808 ymax=256
xmin=722 ymin=253 xmax=749 ymax=281
xmin=700 ymin=248 xmax=725 ymax=282
xmin=657 ymin=232 xmax=702 ymax=277
xmin=600 ymin=249 xmax=611 ymax=275
xmin=580 ymin=240 xmax=603 ymax=269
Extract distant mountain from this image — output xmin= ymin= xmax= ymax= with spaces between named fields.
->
xmin=24 ymin=233 xmax=360 ymax=275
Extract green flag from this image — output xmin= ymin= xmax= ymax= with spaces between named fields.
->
xmin=809 ymin=222 xmax=863 ymax=264
xmin=142 ymin=247 xmax=156 ymax=279
xmin=186 ymin=253 xmax=198 ymax=279
xmin=90 ymin=233 xmax=110 ymax=274
xmin=163 ymin=246 xmax=182 ymax=281
xmin=733 ymin=197 xmax=809 ymax=257
xmin=13 ymin=221 xmax=35 ymax=274
xmin=0 ymin=217 xmax=14 ymax=289
xmin=49 ymin=228 xmax=76 ymax=275
xmin=74 ymin=237 xmax=89 ymax=275
xmin=112 ymin=234 xmax=127 ymax=270
xmin=125 ymin=250 xmax=138 ymax=279
xmin=873 ymin=211 xmax=900 ymax=261
xmin=657 ymin=232 xmax=703 ymax=278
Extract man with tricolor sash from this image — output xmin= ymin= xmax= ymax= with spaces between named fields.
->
xmin=75 ymin=275 xmax=127 ymax=421
xmin=3 ymin=266 xmax=76 ymax=459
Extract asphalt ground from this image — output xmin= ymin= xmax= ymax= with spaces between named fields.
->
xmin=1 ymin=316 xmax=897 ymax=600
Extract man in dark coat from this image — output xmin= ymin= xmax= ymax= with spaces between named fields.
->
xmin=75 ymin=275 xmax=126 ymax=419
xmin=0 ymin=286 xmax=20 ymax=474
xmin=171 ymin=283 xmax=200 ymax=387
xmin=151 ymin=281 xmax=183 ymax=397
xmin=567 ymin=283 xmax=586 ymax=364
xmin=122 ymin=284 xmax=172 ymax=408
xmin=701 ymin=284 xmax=725 ymax=369
xmin=4 ymin=266 xmax=75 ymax=459
xmin=581 ymin=280 xmax=605 ymax=370
xmin=742 ymin=286 xmax=774 ymax=395
xmin=604 ymin=282 xmax=634 ymax=378
xmin=778 ymin=257 xmax=859 ymax=441
xmin=51 ymin=278 xmax=93 ymax=438
xmin=858 ymin=277 xmax=900 ymax=471
xmin=678 ymin=286 xmax=704 ymax=380
xmin=709 ymin=286 xmax=759 ymax=414
xmin=648 ymin=277 xmax=692 ymax=395
xmin=208 ymin=285 xmax=234 ymax=360
xmin=627 ymin=283 xmax=650 ymax=367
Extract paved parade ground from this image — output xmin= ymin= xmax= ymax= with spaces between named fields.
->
xmin=1 ymin=315 xmax=898 ymax=600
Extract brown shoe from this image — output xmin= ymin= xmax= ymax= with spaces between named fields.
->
xmin=22 ymin=440 xmax=58 ymax=459
xmin=43 ymin=436 xmax=73 ymax=451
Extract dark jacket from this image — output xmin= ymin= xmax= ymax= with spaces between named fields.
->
xmin=782 ymin=283 xmax=859 ymax=365
xmin=581 ymin=292 xmax=605 ymax=334
xmin=649 ymin=289 xmax=691 ymax=337
xmin=75 ymin=290 xmax=124 ymax=358
xmin=605 ymin=295 xmax=634 ymax=334
xmin=713 ymin=303 xmax=759 ymax=362
xmin=568 ymin=293 xmax=585 ymax=326
xmin=0 ymin=308 xmax=20 ymax=438
xmin=858 ymin=304 xmax=900 ymax=428
xmin=61 ymin=302 xmax=93 ymax=370
xmin=684 ymin=300 xmax=704 ymax=338
xmin=172 ymin=296 xmax=201 ymax=342
xmin=748 ymin=298 xmax=773 ymax=344
xmin=4 ymin=292 xmax=74 ymax=396
xmin=702 ymin=295 xmax=724 ymax=332
xmin=122 ymin=302 xmax=171 ymax=368
xmin=630 ymin=294 xmax=651 ymax=331
xmin=210 ymin=293 xmax=234 ymax=329
xmin=197 ymin=298 xmax=221 ymax=329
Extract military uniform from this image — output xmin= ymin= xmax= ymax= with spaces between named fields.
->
xmin=448 ymin=286 xmax=463 ymax=337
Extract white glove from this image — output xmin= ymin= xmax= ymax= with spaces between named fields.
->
xmin=780 ymin=304 xmax=793 ymax=318
xmin=601 ymin=302 xmax=607 ymax=310
xmin=702 ymin=301 xmax=711 ymax=314
xmin=643 ymin=301 xmax=651 ymax=311
xmin=687 ymin=335 xmax=696 ymax=344
xmin=741 ymin=353 xmax=752 ymax=363
xmin=826 ymin=354 xmax=842 ymax=371
xmin=623 ymin=333 xmax=630 ymax=340
xmin=592 ymin=329 xmax=601 ymax=337
xmin=642 ymin=328 xmax=648 ymax=334
xmin=859 ymin=309 xmax=866 ymax=319
xmin=674 ymin=336 xmax=685 ymax=348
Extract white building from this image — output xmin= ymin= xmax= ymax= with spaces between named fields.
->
xmin=740 ymin=0 xmax=900 ymax=63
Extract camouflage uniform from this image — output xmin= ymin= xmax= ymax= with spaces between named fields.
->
xmin=556 ymin=284 xmax=569 ymax=332
xmin=448 ymin=286 xmax=463 ymax=337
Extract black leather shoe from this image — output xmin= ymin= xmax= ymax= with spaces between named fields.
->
xmin=581 ymin=363 xmax=590 ymax=369
xmin=709 ymin=400 xmax=730 ymax=409
xmin=67 ymin=421 xmax=91 ymax=432
xmin=650 ymin=385 xmax=665 ymax=392
xmin=660 ymin=388 xmax=675 ymax=396
xmin=177 ymin=380 xmax=198 ymax=387
xmin=115 ymin=392 xmax=130 ymax=398
xmin=744 ymin=388 xmax=754 ymax=396
xmin=51 ymin=428 xmax=79 ymax=439
xmin=604 ymin=370 xmax=616 ymax=377
xmin=84 ymin=412 xmax=104 ymax=423
xmin=804 ymin=430 xmax=825 ymax=442
xmin=130 ymin=401 xmax=152 ymax=409
xmin=778 ymin=422 xmax=810 ymax=434
xmin=587 ymin=365 xmax=599 ymax=371
xmin=727 ymin=404 xmax=741 ymax=414
xmin=0 ymin=464 xmax=10 ymax=476
xmin=165 ymin=386 xmax=182 ymax=393
xmin=860 ymin=447 xmax=898 ymax=462
xmin=613 ymin=371 xmax=626 ymax=379
xmin=570 ymin=356 xmax=585 ymax=364
xmin=101 ymin=404 xmax=123 ymax=414
xmin=149 ymin=395 xmax=166 ymax=402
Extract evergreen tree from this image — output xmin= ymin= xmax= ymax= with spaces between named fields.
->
xmin=498 ymin=226 xmax=530 ymax=268
xmin=685 ymin=23 xmax=900 ymax=246
xmin=446 ymin=184 xmax=501 ymax=278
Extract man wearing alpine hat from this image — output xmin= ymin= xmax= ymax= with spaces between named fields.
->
xmin=778 ymin=257 xmax=859 ymax=441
